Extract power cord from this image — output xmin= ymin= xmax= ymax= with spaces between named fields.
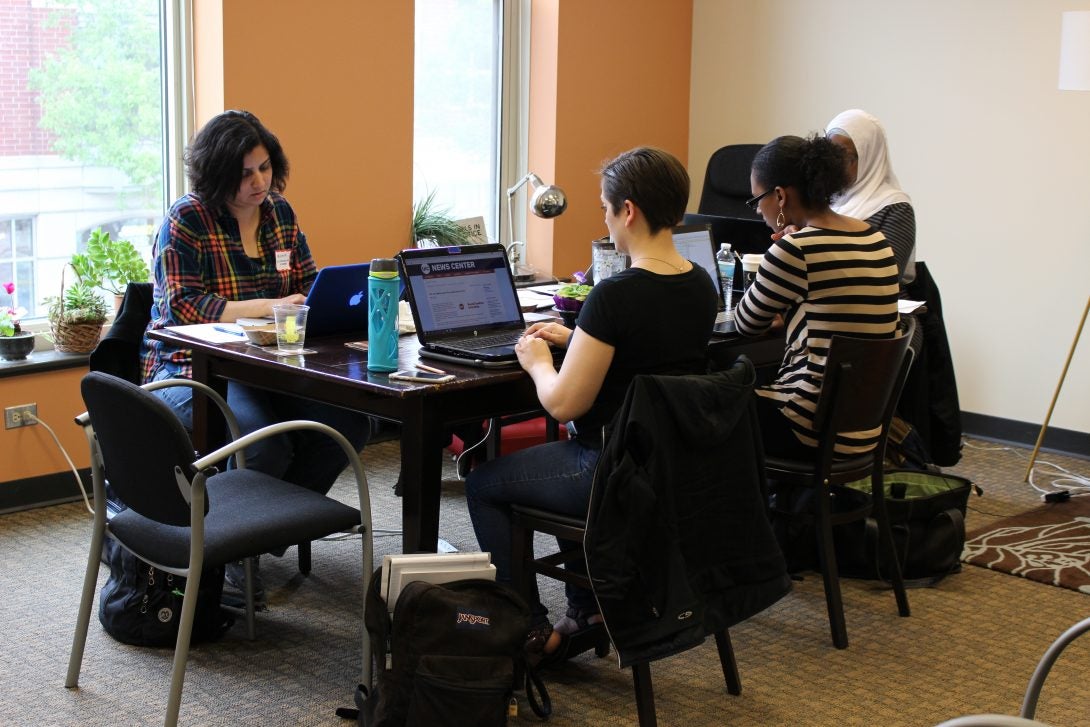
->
xmin=962 ymin=438 xmax=1090 ymax=501
xmin=23 ymin=411 xmax=95 ymax=515
xmin=452 ymin=418 xmax=496 ymax=481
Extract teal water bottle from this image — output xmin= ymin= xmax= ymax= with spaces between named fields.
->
xmin=367 ymin=258 xmax=400 ymax=372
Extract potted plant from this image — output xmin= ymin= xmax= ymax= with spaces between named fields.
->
xmin=411 ymin=190 xmax=475 ymax=247
xmin=551 ymin=272 xmax=592 ymax=328
xmin=72 ymin=228 xmax=150 ymax=307
xmin=44 ymin=277 xmax=108 ymax=354
xmin=0 ymin=282 xmax=34 ymax=361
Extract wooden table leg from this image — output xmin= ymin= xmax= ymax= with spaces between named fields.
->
xmin=399 ymin=400 xmax=445 ymax=552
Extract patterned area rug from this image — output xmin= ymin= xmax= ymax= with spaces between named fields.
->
xmin=962 ymin=496 xmax=1090 ymax=594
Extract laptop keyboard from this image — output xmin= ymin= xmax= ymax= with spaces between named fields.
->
xmin=445 ymin=330 xmax=523 ymax=349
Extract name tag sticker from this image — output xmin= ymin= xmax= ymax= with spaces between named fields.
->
xmin=275 ymin=250 xmax=291 ymax=271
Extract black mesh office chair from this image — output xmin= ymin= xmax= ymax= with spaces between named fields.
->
xmin=66 ymin=372 xmax=375 ymax=727
xmin=765 ymin=320 xmax=916 ymax=649
xmin=698 ymin=143 xmax=765 ymax=219
xmin=511 ymin=360 xmax=791 ymax=726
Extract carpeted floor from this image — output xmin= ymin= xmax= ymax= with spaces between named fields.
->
xmin=2 ymin=437 xmax=1089 ymax=726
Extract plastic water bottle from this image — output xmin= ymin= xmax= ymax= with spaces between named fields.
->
xmin=715 ymin=243 xmax=735 ymax=319
xmin=367 ymin=258 xmax=400 ymax=372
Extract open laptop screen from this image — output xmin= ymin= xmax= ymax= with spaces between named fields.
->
xmin=672 ymin=223 xmax=723 ymax=310
xmin=400 ymin=245 xmax=523 ymax=338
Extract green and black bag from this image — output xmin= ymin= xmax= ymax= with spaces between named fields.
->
xmin=834 ymin=470 xmax=977 ymax=587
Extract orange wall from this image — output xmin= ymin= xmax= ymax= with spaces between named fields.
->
xmin=3 ymin=367 xmax=90 ymax=481
xmin=217 ymin=0 xmax=415 ymax=267
xmin=529 ymin=0 xmax=693 ymax=278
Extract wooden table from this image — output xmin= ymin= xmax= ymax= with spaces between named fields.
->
xmin=148 ymin=328 xmax=783 ymax=553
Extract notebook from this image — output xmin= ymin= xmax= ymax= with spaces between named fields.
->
xmin=398 ymin=244 xmax=525 ymax=366
xmin=671 ymin=223 xmax=735 ymax=336
xmin=380 ymin=552 xmax=496 ymax=615
xmin=302 ymin=263 xmax=371 ymax=338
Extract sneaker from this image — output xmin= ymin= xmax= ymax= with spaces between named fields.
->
xmin=223 ymin=557 xmax=267 ymax=610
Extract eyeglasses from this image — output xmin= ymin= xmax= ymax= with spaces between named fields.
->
xmin=745 ymin=188 xmax=775 ymax=211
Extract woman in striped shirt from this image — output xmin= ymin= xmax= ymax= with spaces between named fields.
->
xmin=735 ymin=135 xmax=899 ymax=458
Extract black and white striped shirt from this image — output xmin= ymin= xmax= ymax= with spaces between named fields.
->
xmin=735 ymin=226 xmax=900 ymax=455
xmin=866 ymin=202 xmax=916 ymax=287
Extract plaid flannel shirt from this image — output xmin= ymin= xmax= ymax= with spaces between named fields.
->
xmin=141 ymin=192 xmax=318 ymax=381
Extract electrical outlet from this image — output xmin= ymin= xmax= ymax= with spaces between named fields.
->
xmin=4 ymin=403 xmax=38 ymax=429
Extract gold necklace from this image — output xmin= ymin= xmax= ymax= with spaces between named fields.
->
xmin=632 ymin=257 xmax=684 ymax=273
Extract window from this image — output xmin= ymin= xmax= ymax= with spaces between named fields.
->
xmin=0 ymin=218 xmax=36 ymax=312
xmin=0 ymin=0 xmax=180 ymax=320
xmin=413 ymin=0 xmax=527 ymax=245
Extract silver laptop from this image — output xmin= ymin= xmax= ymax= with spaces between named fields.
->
xmin=398 ymin=244 xmax=525 ymax=367
xmin=672 ymin=223 xmax=735 ymax=335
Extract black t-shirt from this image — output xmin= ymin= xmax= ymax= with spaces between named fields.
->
xmin=572 ymin=265 xmax=717 ymax=440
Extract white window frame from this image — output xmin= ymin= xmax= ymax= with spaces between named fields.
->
xmin=498 ymin=0 xmax=530 ymax=248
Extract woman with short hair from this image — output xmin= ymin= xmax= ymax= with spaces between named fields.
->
xmin=466 ymin=146 xmax=718 ymax=663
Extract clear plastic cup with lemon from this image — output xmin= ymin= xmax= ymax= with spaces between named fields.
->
xmin=272 ymin=303 xmax=309 ymax=353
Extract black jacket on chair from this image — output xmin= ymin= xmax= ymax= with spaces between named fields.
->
xmin=583 ymin=358 xmax=791 ymax=667
xmin=901 ymin=262 xmax=962 ymax=466
xmin=89 ymin=282 xmax=154 ymax=383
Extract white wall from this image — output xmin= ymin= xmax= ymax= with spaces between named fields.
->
xmin=689 ymin=0 xmax=1090 ymax=438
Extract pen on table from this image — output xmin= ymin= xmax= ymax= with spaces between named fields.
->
xmin=213 ymin=325 xmax=246 ymax=337
xmin=415 ymin=362 xmax=447 ymax=375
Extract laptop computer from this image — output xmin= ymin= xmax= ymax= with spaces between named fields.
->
xmin=682 ymin=212 xmax=771 ymax=303
xmin=301 ymin=263 xmax=372 ymax=338
xmin=398 ymin=244 xmax=525 ymax=367
xmin=671 ymin=223 xmax=735 ymax=336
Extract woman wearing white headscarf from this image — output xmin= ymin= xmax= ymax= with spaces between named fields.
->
xmin=825 ymin=109 xmax=916 ymax=285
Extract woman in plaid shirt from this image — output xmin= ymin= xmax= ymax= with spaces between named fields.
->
xmin=141 ymin=111 xmax=372 ymax=605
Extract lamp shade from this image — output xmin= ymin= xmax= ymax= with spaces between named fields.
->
xmin=1059 ymin=11 xmax=1090 ymax=91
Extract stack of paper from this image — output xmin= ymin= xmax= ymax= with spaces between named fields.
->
xmin=380 ymin=552 xmax=496 ymax=614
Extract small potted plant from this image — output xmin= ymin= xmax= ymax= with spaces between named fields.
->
xmin=0 ymin=282 xmax=34 ymax=361
xmin=44 ymin=277 xmax=108 ymax=355
xmin=72 ymin=228 xmax=150 ymax=308
xmin=552 ymin=271 xmax=592 ymax=328
xmin=411 ymin=190 xmax=475 ymax=247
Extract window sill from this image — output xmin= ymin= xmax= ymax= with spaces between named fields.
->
xmin=0 ymin=348 xmax=90 ymax=379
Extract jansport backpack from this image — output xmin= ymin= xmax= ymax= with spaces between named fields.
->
xmin=352 ymin=569 xmax=549 ymax=726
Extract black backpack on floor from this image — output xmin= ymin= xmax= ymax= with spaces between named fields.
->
xmin=351 ymin=569 xmax=549 ymax=726
xmin=99 ymin=535 xmax=234 ymax=647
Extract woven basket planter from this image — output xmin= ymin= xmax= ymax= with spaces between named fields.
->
xmin=50 ymin=319 xmax=103 ymax=354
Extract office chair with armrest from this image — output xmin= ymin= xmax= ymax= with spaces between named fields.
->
xmin=765 ymin=318 xmax=916 ymax=649
xmin=511 ymin=359 xmax=791 ymax=727
xmin=66 ymin=372 xmax=374 ymax=727
xmin=89 ymin=281 xmax=319 ymax=581
xmin=698 ymin=143 xmax=765 ymax=219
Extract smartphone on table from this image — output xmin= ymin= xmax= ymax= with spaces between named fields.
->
xmin=388 ymin=369 xmax=455 ymax=384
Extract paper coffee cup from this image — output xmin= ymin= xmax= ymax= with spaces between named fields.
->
xmin=741 ymin=254 xmax=762 ymax=291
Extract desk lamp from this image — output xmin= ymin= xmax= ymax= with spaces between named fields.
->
xmin=505 ymin=172 xmax=567 ymax=281
xmin=1024 ymin=10 xmax=1090 ymax=480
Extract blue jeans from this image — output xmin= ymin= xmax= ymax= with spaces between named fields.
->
xmin=465 ymin=439 xmax=600 ymax=623
xmin=150 ymin=368 xmax=372 ymax=495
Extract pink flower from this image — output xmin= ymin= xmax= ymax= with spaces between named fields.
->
xmin=2 ymin=282 xmax=12 ymax=295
